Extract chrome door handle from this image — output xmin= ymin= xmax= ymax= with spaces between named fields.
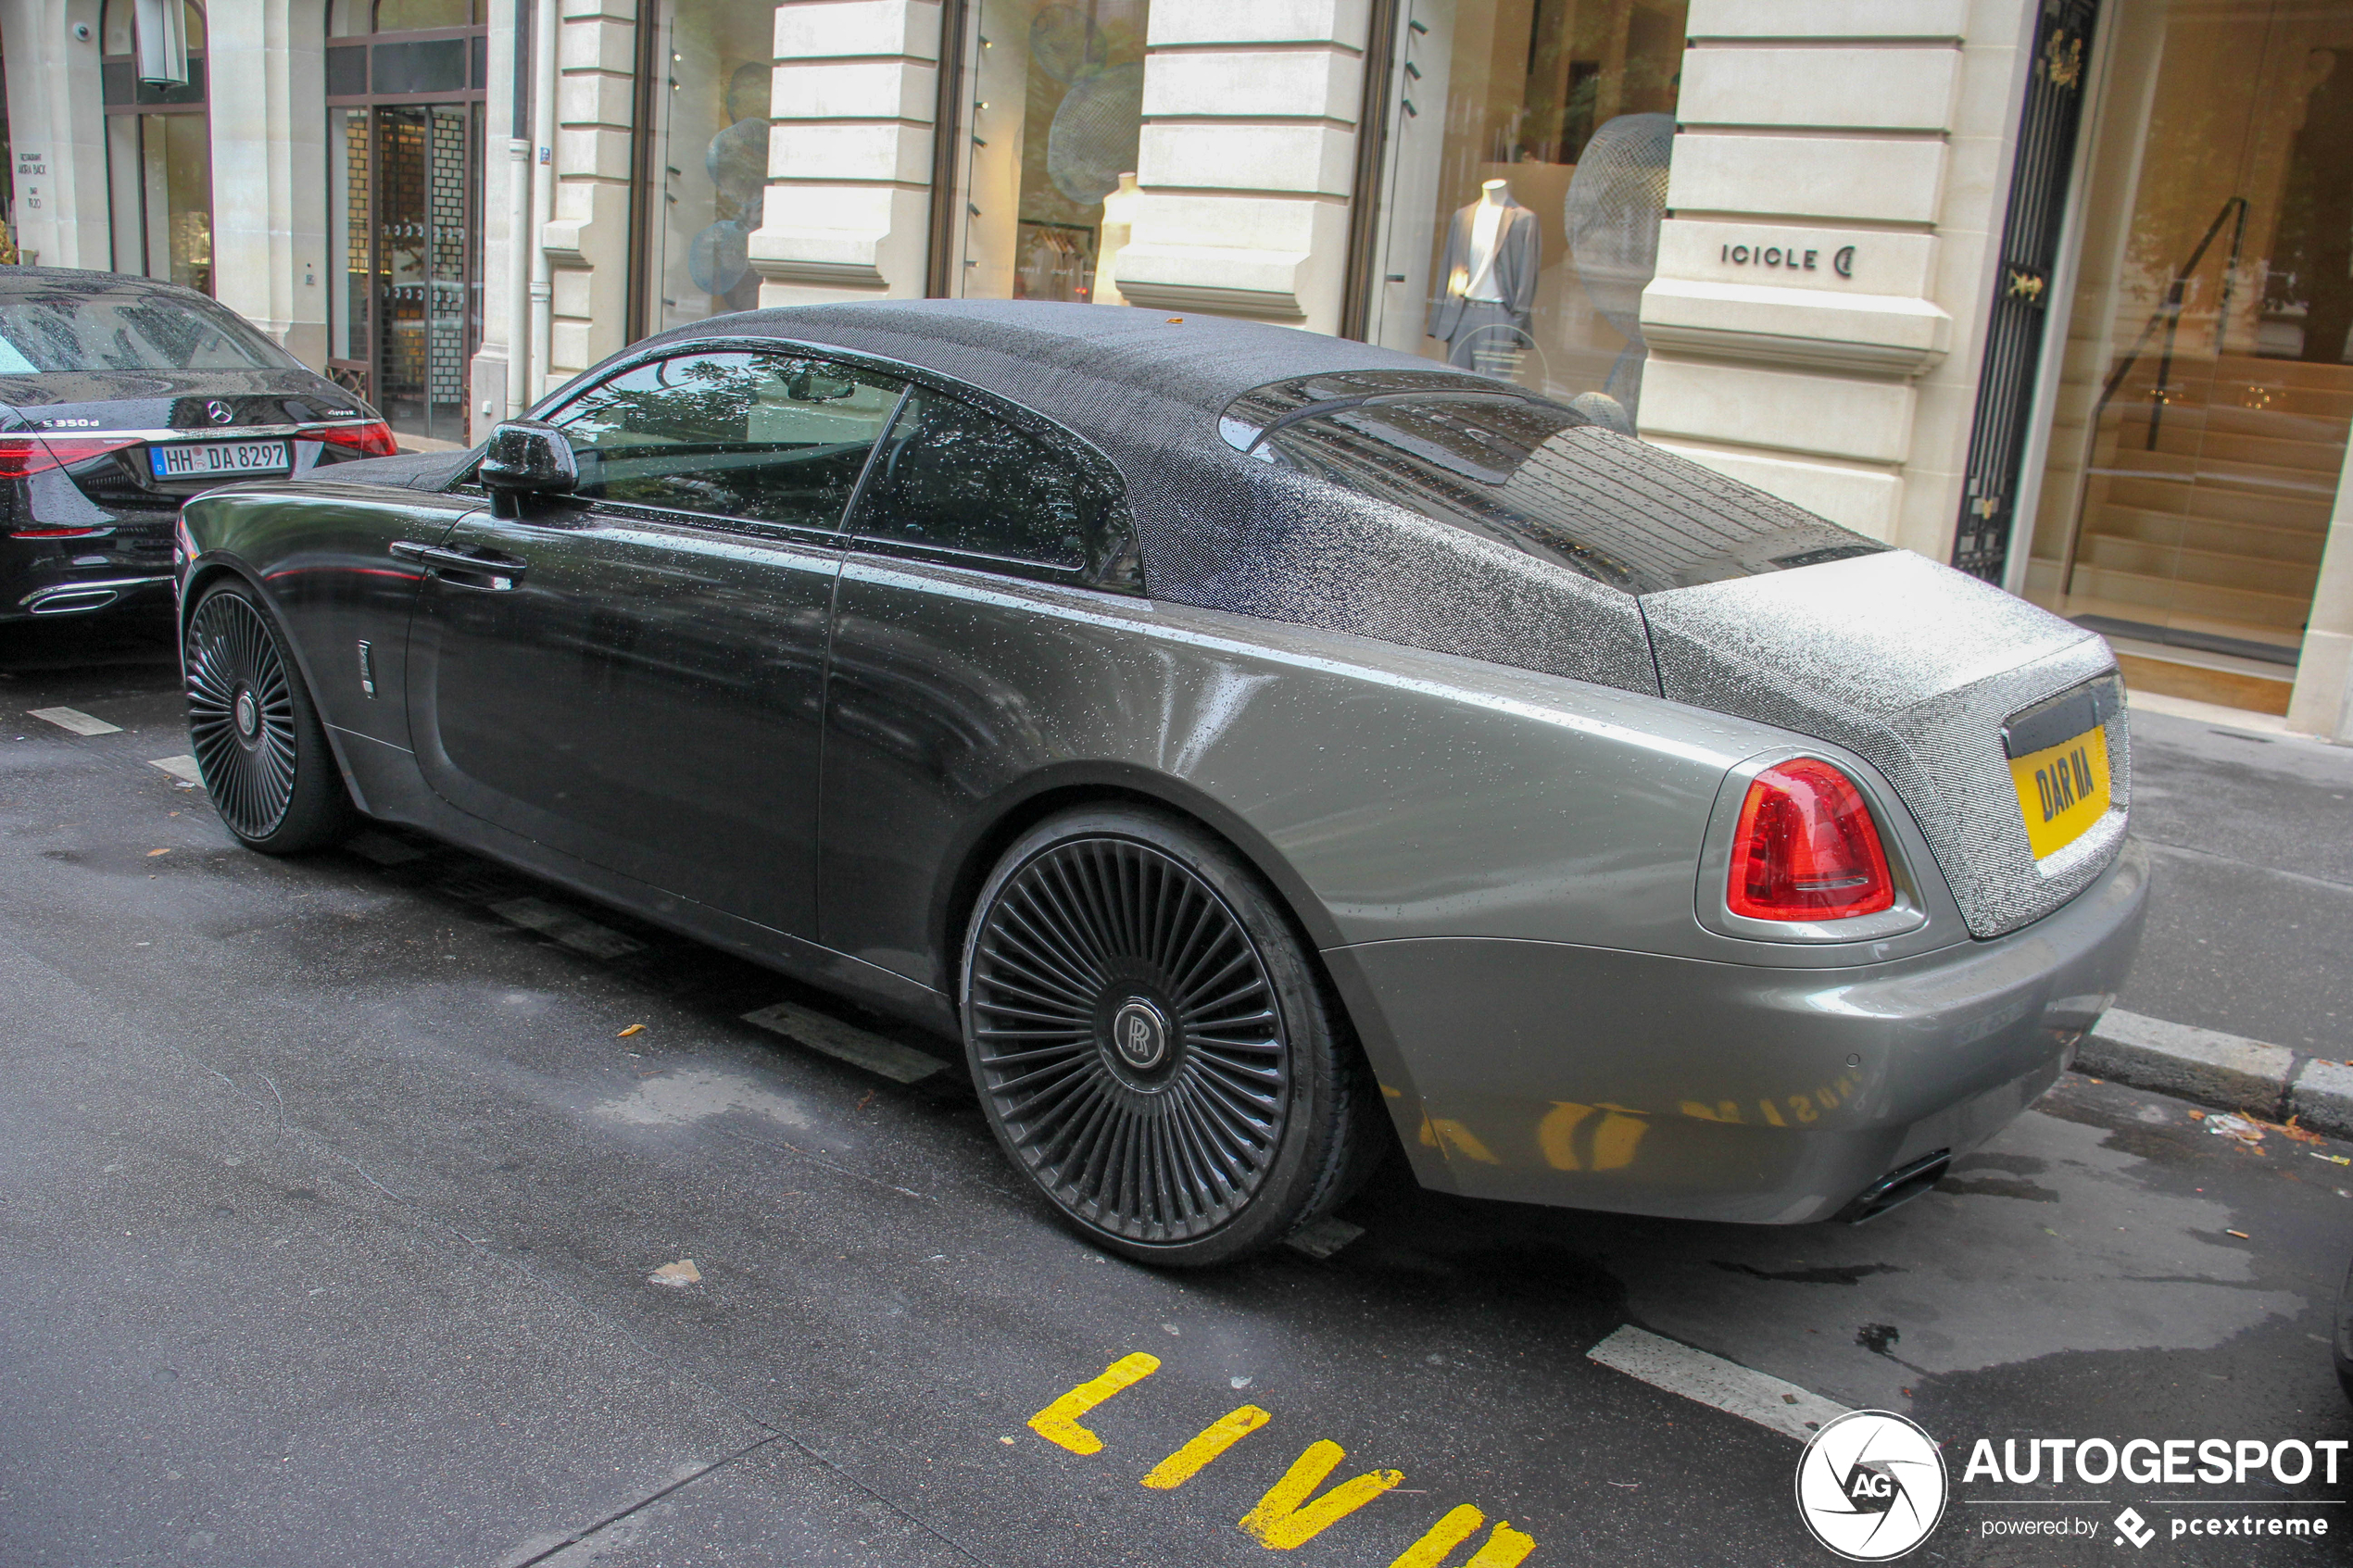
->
xmin=391 ymin=539 xmax=528 ymax=590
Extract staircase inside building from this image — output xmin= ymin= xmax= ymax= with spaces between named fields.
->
xmin=2066 ymin=352 xmax=2351 ymax=713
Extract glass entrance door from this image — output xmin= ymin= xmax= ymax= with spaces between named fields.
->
xmin=374 ymin=105 xmax=475 ymax=440
xmin=324 ymin=1 xmax=486 ymax=444
xmin=2025 ymin=0 xmax=2353 ymax=711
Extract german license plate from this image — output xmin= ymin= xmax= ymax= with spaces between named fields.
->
xmin=2009 ymin=725 xmax=2112 ymax=859
xmin=149 ymin=440 xmax=292 ymax=479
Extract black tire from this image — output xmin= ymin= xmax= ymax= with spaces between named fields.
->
xmin=960 ymin=805 xmax=1377 ymax=1266
xmin=184 ymin=579 xmax=358 ymax=853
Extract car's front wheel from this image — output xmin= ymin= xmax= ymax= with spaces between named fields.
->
xmin=184 ymin=579 xmax=357 ymax=853
xmin=961 ymin=805 xmax=1378 ymax=1266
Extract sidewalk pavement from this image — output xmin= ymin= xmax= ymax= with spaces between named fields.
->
xmin=2082 ymin=695 xmax=2351 ymax=1136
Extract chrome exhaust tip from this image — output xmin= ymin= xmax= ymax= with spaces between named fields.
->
xmin=27 ymin=587 xmax=121 ymax=615
xmin=1835 ymin=1149 xmax=1951 ymax=1225
xmin=19 ymin=575 xmax=169 ymax=616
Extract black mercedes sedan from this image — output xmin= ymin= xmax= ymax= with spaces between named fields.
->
xmin=174 ymin=301 xmax=2146 ymax=1266
xmin=0 ymin=267 xmax=394 ymax=623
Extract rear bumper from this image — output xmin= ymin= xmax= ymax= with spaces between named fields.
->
xmin=1 ymin=543 xmax=177 ymax=621
xmin=2 ymin=477 xmax=178 ymax=621
xmin=1327 ymin=836 xmax=2150 ymax=1223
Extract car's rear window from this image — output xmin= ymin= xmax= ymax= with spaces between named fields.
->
xmin=1229 ymin=388 xmax=1886 ymax=595
xmin=0 ymin=290 xmax=296 ymax=374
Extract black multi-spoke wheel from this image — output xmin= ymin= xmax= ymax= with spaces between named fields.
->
xmin=184 ymin=581 xmax=356 ymax=852
xmin=963 ymin=807 xmax=1376 ymax=1265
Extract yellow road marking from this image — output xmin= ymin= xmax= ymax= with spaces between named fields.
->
xmin=1019 ymin=1354 xmax=1538 ymax=1560
xmin=1238 ymin=1440 xmax=1403 ymax=1549
xmin=1140 ymin=1404 xmax=1271 ymax=1489
xmin=1026 ymin=1353 xmax=1162 ymax=1456
xmin=1390 ymin=1504 xmax=1537 ymax=1567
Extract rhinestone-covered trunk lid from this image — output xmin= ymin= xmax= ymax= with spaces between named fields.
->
xmin=1640 ymin=550 xmax=2130 ymax=940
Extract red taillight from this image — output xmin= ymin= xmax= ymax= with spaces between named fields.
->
xmin=0 ymin=433 xmax=139 ymax=479
xmin=1727 ymin=759 xmax=1895 ymax=922
xmin=316 ymin=420 xmax=397 ymax=458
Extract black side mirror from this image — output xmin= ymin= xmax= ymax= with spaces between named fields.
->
xmin=477 ymin=420 xmax=578 ymax=511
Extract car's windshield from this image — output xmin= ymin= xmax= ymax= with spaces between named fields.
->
xmin=0 ymin=290 xmax=296 ymax=374
xmin=1239 ymin=390 xmax=1886 ymax=595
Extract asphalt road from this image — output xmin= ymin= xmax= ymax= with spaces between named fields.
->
xmin=2 ymin=612 xmax=2347 ymax=1568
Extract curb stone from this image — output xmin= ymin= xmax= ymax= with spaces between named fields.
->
xmin=2076 ymin=1010 xmax=2353 ymax=1141
xmin=2291 ymin=1058 xmax=2353 ymax=1143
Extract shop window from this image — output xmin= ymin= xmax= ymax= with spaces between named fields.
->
xmin=638 ymin=0 xmax=774 ymax=334
xmin=2023 ymin=0 xmax=2353 ymax=709
xmin=949 ymin=1 xmax=1151 ymax=303
xmin=1362 ymin=0 xmax=1686 ymax=423
xmin=101 ymin=0 xmax=214 ymax=295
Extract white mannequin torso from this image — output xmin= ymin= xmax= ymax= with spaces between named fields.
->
xmin=1463 ymin=181 xmax=1512 ymax=304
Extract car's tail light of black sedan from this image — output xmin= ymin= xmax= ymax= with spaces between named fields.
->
xmin=1727 ymin=758 xmax=1896 ymax=922
xmin=0 ymin=434 xmax=144 ymax=536
xmin=311 ymin=420 xmax=397 ymax=458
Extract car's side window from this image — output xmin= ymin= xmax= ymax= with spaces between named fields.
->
xmin=547 ymin=351 xmax=906 ymax=532
xmin=848 ymin=385 xmax=1108 ymax=573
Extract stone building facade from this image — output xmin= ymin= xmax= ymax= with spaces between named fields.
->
xmin=2 ymin=0 xmax=2349 ymax=737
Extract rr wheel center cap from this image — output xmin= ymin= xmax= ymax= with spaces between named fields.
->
xmin=233 ymin=687 xmax=259 ymax=740
xmin=1109 ymin=997 xmax=1171 ymax=1071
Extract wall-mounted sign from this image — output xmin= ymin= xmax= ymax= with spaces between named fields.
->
xmin=1720 ymin=242 xmax=1856 ymax=279
xmin=15 ymin=152 xmax=45 ymax=211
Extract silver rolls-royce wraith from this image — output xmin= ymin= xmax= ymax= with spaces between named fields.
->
xmin=174 ymin=300 xmax=2145 ymax=1265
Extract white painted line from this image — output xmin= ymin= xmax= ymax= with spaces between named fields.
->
xmin=488 ymin=897 xmax=646 ymax=960
xmin=1587 ymin=1324 xmax=1849 ymax=1444
xmin=346 ymin=830 xmax=430 ymax=867
xmin=28 ymin=706 xmax=122 ymax=736
xmin=742 ymin=999 xmax=946 ymax=1085
xmin=146 ymin=755 xmax=204 ymax=786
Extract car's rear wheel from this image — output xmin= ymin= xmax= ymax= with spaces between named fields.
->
xmin=184 ymin=580 xmax=356 ymax=853
xmin=961 ymin=805 xmax=1376 ymax=1266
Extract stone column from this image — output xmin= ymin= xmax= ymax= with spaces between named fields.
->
xmin=471 ymin=3 xmax=528 ymax=433
xmin=208 ymin=0 xmax=328 ymax=366
xmin=1636 ymin=0 xmax=2038 ymax=551
xmin=753 ymin=0 xmax=939 ymax=305
xmin=2286 ymin=442 xmax=2353 ymax=742
xmin=1 ymin=0 xmax=109 ymax=270
xmin=1111 ymin=0 xmax=1368 ymax=334
xmin=540 ymin=0 xmax=638 ymax=382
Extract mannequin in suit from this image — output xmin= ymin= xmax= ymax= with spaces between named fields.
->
xmin=1428 ymin=179 xmax=1541 ymax=370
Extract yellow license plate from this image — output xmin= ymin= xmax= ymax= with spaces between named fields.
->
xmin=2009 ymin=725 xmax=2112 ymax=859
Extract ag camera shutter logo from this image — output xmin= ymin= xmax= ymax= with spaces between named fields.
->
xmin=1795 ymin=1410 xmax=1949 ymax=1561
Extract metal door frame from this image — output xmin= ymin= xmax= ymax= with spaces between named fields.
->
xmin=324 ymin=15 xmax=488 ymax=419
xmin=1952 ymin=0 xmax=2103 ymax=584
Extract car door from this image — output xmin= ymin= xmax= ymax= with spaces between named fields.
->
xmin=818 ymin=382 xmax=1139 ymax=986
xmin=406 ymin=348 xmax=906 ymax=936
